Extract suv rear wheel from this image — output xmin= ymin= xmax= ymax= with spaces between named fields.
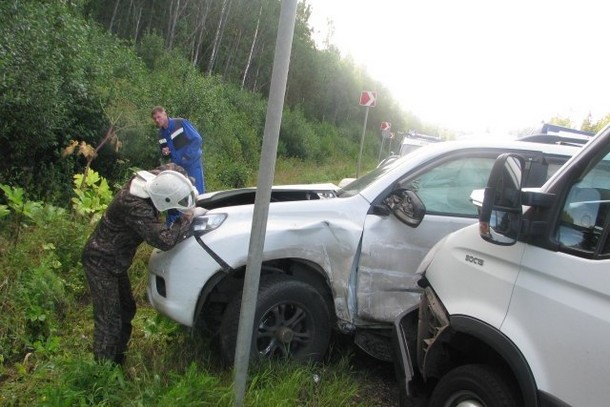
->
xmin=219 ymin=274 xmax=331 ymax=365
xmin=429 ymin=364 xmax=520 ymax=407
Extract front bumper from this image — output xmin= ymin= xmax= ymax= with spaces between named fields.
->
xmin=147 ymin=237 xmax=223 ymax=327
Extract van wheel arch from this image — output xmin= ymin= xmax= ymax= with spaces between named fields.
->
xmin=424 ymin=315 xmax=538 ymax=407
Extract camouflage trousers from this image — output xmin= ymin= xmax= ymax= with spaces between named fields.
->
xmin=83 ymin=259 xmax=136 ymax=365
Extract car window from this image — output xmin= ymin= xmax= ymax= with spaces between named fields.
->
xmin=405 ymin=157 xmax=496 ymax=217
xmin=557 ymin=153 xmax=610 ymax=256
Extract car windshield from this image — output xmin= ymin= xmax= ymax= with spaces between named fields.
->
xmin=337 ymin=154 xmax=409 ymax=197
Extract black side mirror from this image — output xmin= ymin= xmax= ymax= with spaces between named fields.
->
xmin=479 ymin=154 xmax=525 ymax=245
xmin=383 ymin=189 xmax=426 ymax=228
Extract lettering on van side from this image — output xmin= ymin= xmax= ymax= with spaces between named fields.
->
xmin=465 ymin=254 xmax=484 ymax=266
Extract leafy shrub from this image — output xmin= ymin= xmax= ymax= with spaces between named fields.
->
xmin=71 ymin=169 xmax=113 ymax=223
xmin=17 ymin=244 xmax=67 ymax=345
xmin=0 ymin=184 xmax=87 ymax=365
xmin=0 ymin=184 xmax=44 ymax=222
xmin=206 ymin=155 xmax=253 ymax=190
xmin=279 ymin=108 xmax=321 ymax=161
xmin=1 ymin=234 xmax=69 ymax=364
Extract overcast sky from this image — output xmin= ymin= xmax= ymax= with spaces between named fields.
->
xmin=305 ymin=0 xmax=610 ymax=135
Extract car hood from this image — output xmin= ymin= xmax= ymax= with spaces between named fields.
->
xmin=197 ymin=183 xmax=339 ymax=210
xmin=198 ymin=193 xmax=369 ymax=269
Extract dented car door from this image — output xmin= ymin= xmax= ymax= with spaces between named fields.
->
xmin=355 ymin=154 xmax=498 ymax=323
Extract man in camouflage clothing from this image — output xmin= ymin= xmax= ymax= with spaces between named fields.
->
xmin=82 ymin=163 xmax=198 ymax=365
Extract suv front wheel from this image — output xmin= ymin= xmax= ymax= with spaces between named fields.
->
xmin=219 ymin=273 xmax=331 ymax=365
xmin=428 ymin=364 xmax=520 ymax=407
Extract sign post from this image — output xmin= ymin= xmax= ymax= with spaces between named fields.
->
xmin=357 ymin=91 xmax=377 ymax=177
xmin=377 ymin=122 xmax=392 ymax=162
xmin=232 ymin=1 xmax=297 ymax=406
xmin=378 ymin=122 xmax=392 ymax=161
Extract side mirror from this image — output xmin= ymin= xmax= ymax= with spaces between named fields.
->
xmin=383 ymin=189 xmax=426 ymax=228
xmin=479 ymin=154 xmax=525 ymax=245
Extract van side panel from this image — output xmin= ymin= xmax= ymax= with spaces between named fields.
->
xmin=427 ymin=225 xmax=524 ymax=328
xmin=501 ymin=245 xmax=610 ymax=407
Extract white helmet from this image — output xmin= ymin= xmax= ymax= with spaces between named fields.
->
xmin=129 ymin=170 xmax=197 ymax=212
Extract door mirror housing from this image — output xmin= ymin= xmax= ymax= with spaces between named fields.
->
xmin=479 ymin=154 xmax=525 ymax=245
xmin=383 ymin=188 xmax=426 ymax=228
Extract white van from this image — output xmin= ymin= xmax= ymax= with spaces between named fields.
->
xmin=394 ymin=125 xmax=610 ymax=406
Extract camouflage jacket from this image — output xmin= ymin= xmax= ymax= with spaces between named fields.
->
xmin=82 ymin=164 xmax=192 ymax=275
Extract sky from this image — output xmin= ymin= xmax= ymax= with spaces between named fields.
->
xmin=305 ymin=0 xmax=610 ymax=135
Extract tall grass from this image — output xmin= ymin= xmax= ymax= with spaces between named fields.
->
xmin=260 ymin=156 xmax=376 ymax=186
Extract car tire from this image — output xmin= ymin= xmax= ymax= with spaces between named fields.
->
xmin=219 ymin=273 xmax=331 ymax=365
xmin=428 ymin=364 xmax=520 ymax=407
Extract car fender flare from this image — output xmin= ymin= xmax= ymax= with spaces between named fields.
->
xmin=428 ymin=315 xmax=539 ymax=407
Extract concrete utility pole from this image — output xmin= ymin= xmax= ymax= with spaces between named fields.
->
xmin=232 ymin=1 xmax=297 ymax=406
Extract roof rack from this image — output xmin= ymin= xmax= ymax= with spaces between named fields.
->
xmin=518 ymin=133 xmax=592 ymax=146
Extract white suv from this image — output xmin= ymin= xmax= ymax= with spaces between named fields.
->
xmin=147 ymin=139 xmax=578 ymax=364
xmin=394 ymin=126 xmax=610 ymax=406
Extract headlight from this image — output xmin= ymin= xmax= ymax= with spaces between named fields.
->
xmin=191 ymin=213 xmax=227 ymax=237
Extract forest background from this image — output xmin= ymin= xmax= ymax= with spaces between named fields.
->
xmin=0 ymin=0 xmax=442 ymax=206
xmin=1 ymin=0 xmax=609 ymax=405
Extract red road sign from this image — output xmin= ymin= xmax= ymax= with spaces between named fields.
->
xmin=380 ymin=121 xmax=391 ymax=131
xmin=359 ymin=91 xmax=377 ymax=107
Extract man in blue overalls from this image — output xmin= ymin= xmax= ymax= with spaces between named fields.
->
xmin=151 ymin=106 xmax=205 ymax=224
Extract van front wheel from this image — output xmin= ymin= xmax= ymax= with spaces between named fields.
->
xmin=429 ymin=364 xmax=520 ymax=407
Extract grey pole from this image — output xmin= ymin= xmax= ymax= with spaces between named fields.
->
xmin=233 ymin=1 xmax=297 ymax=406
xmin=378 ymin=133 xmax=385 ymax=162
xmin=357 ymin=106 xmax=370 ymax=177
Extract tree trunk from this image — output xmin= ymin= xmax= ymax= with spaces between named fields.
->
xmin=190 ymin=1 xmax=211 ymax=66
xmin=207 ymin=0 xmax=232 ymax=75
xmin=133 ymin=3 xmax=143 ymax=42
xmin=223 ymin=30 xmax=241 ymax=79
xmin=251 ymin=41 xmax=265 ymax=92
xmin=241 ymin=0 xmax=263 ymax=89
xmin=109 ymin=0 xmax=121 ymax=33
xmin=167 ymin=0 xmax=190 ymax=51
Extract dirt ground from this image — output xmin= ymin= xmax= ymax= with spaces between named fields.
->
xmin=351 ymin=349 xmax=400 ymax=406
xmin=331 ymin=335 xmax=400 ymax=407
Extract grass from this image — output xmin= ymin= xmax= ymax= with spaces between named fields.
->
xmin=255 ymin=156 xmax=377 ymax=186
xmin=1 ymin=299 xmax=376 ymax=406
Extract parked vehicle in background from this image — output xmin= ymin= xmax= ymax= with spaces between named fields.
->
xmin=398 ymin=131 xmax=443 ymax=157
xmin=147 ymin=139 xmax=578 ymax=366
xmin=375 ymin=131 xmax=442 ymax=171
xmin=394 ymin=125 xmax=610 ymax=406
xmin=518 ymin=122 xmax=594 ymax=146
xmin=532 ymin=122 xmax=594 ymax=137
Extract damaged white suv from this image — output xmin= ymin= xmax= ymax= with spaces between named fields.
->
xmin=147 ymin=139 xmax=577 ymax=364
